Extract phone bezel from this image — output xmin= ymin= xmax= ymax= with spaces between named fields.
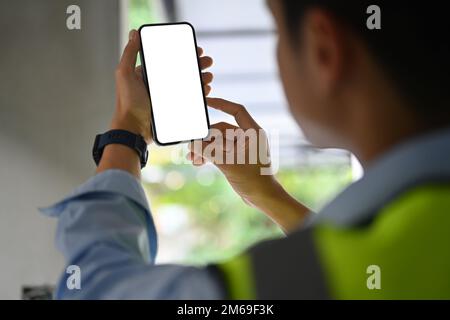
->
xmin=138 ymin=22 xmax=211 ymax=146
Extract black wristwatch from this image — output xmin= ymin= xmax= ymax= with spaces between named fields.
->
xmin=92 ymin=129 xmax=149 ymax=168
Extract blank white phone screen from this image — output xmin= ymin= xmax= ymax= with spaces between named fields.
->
xmin=140 ymin=23 xmax=209 ymax=145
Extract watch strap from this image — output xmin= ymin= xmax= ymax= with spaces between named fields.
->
xmin=92 ymin=129 xmax=148 ymax=168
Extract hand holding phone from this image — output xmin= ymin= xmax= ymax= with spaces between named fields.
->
xmin=111 ymin=26 xmax=213 ymax=144
xmin=139 ymin=22 xmax=212 ymax=145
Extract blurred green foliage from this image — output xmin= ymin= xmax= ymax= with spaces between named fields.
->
xmin=145 ymin=164 xmax=351 ymax=265
xmin=128 ymin=0 xmax=154 ymax=30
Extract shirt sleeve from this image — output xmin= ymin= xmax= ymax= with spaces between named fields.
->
xmin=40 ymin=169 xmax=225 ymax=299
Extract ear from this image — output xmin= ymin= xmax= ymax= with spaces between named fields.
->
xmin=301 ymin=8 xmax=349 ymax=96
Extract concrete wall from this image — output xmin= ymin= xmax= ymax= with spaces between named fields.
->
xmin=0 ymin=0 xmax=120 ymax=299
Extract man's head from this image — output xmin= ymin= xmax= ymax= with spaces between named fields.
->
xmin=268 ymin=0 xmax=450 ymax=160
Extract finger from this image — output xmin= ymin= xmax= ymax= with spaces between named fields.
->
xmin=188 ymin=141 xmax=213 ymax=163
xmin=210 ymin=122 xmax=239 ymax=143
xmin=203 ymin=85 xmax=211 ymax=96
xmin=197 ymin=47 xmax=204 ymax=56
xmin=196 ymin=123 xmax=236 ymax=157
xmin=207 ymin=97 xmax=261 ymax=130
xmin=210 ymin=121 xmax=239 ymax=133
xmin=118 ymin=30 xmax=140 ymax=75
xmin=199 ymin=56 xmax=213 ymax=70
xmin=201 ymin=72 xmax=213 ymax=85
xmin=210 ymin=122 xmax=240 ymax=152
xmin=135 ymin=65 xmax=143 ymax=79
xmin=186 ymin=151 xmax=206 ymax=166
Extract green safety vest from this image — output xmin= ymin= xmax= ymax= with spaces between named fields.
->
xmin=218 ymin=128 xmax=450 ymax=299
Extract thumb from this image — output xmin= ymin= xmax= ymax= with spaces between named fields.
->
xmin=117 ymin=30 xmax=140 ymax=75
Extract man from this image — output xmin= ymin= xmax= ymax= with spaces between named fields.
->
xmin=43 ymin=0 xmax=450 ymax=299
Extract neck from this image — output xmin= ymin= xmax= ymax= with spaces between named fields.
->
xmin=348 ymin=97 xmax=428 ymax=168
xmin=354 ymin=122 xmax=423 ymax=168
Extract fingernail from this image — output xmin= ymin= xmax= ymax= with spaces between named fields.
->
xmin=129 ymin=30 xmax=136 ymax=41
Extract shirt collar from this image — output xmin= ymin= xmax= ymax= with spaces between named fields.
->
xmin=310 ymin=126 xmax=450 ymax=227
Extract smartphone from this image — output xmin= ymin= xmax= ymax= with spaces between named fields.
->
xmin=139 ymin=22 xmax=210 ymax=146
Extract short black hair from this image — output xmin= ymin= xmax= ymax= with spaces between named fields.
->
xmin=281 ymin=0 xmax=450 ymax=123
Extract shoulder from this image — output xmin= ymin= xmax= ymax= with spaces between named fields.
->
xmin=313 ymin=183 xmax=450 ymax=299
xmin=380 ymin=184 xmax=450 ymax=220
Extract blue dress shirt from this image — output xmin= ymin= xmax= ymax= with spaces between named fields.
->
xmin=41 ymin=169 xmax=224 ymax=299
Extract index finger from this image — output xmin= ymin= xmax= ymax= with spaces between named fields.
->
xmin=206 ymin=97 xmax=260 ymax=130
